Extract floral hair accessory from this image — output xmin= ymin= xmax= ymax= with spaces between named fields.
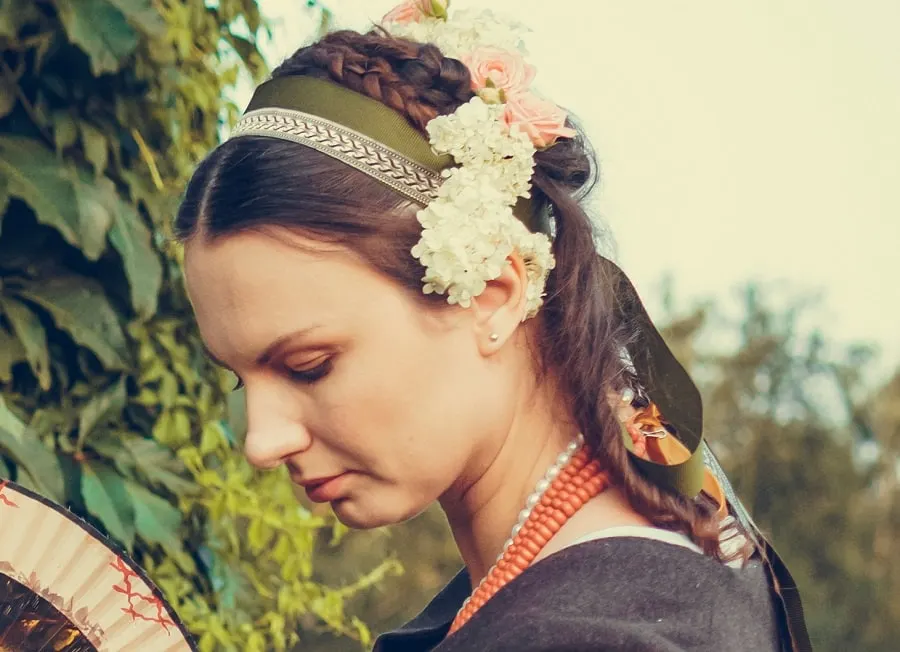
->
xmin=383 ymin=0 xmax=449 ymax=24
xmin=382 ymin=0 xmax=578 ymax=318
xmin=384 ymin=4 xmax=527 ymax=56
xmin=461 ymin=47 xmax=536 ymax=99
xmin=504 ymin=91 xmax=577 ymax=149
xmin=412 ymin=97 xmax=554 ymax=316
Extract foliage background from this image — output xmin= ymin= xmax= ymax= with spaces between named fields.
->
xmin=1 ymin=1 xmax=897 ymax=651
xmin=0 ymin=1 xmax=394 ymax=650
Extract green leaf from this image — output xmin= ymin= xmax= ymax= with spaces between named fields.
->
xmin=56 ymin=0 xmax=139 ymax=76
xmin=0 ymin=0 xmax=40 ymax=39
xmin=72 ymin=173 xmax=116 ymax=261
xmin=82 ymin=460 xmax=135 ymax=549
xmin=224 ymin=34 xmax=266 ymax=82
xmin=106 ymin=0 xmax=167 ymax=37
xmin=92 ymin=435 xmax=198 ymax=496
xmin=107 ymin=200 xmax=162 ymax=317
xmin=52 ymin=112 xmax=78 ymax=154
xmin=0 ymin=137 xmax=112 ymax=260
xmin=0 ymin=325 xmax=26 ymax=382
xmin=0 ymin=396 xmax=64 ymax=501
xmin=199 ymin=420 xmax=223 ymax=455
xmin=0 ymin=75 xmax=15 ymax=120
xmin=0 ymin=297 xmax=51 ymax=390
xmin=16 ymin=276 xmax=128 ymax=369
xmin=27 ymin=408 xmax=72 ymax=448
xmin=78 ymin=121 xmax=108 ymax=176
xmin=76 ymin=376 xmax=126 ymax=451
xmin=126 ymin=438 xmax=197 ymax=495
xmin=0 ymin=135 xmax=80 ymax=247
xmin=0 ymin=173 xmax=8 ymax=236
xmin=124 ymin=479 xmax=183 ymax=551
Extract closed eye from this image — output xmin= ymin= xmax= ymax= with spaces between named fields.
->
xmin=287 ymin=357 xmax=333 ymax=384
xmin=226 ymin=358 xmax=333 ymax=392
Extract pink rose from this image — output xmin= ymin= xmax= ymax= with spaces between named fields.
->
xmin=504 ymin=91 xmax=577 ymax=149
xmin=382 ymin=0 xmax=448 ymax=24
xmin=461 ymin=47 xmax=536 ymax=95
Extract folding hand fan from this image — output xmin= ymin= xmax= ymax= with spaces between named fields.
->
xmin=0 ymin=480 xmax=195 ymax=651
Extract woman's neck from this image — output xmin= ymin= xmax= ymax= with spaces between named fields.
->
xmin=438 ymin=383 xmax=651 ymax=587
xmin=438 ymin=379 xmax=577 ymax=586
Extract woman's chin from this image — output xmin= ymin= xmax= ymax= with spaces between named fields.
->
xmin=330 ymin=497 xmax=426 ymax=530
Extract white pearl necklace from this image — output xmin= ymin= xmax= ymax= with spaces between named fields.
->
xmin=458 ymin=433 xmax=585 ymax=615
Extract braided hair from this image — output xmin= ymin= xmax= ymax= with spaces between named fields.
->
xmin=272 ymin=31 xmax=473 ymax=130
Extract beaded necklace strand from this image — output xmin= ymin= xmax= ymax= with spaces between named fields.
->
xmin=449 ymin=435 xmax=609 ymax=635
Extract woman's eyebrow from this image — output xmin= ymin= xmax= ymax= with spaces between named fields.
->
xmin=254 ymin=325 xmax=323 ymax=365
xmin=202 ymin=325 xmax=323 ymax=369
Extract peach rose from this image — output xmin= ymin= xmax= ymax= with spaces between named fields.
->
xmin=504 ymin=91 xmax=577 ymax=149
xmin=461 ymin=47 xmax=536 ymax=95
xmin=382 ymin=0 xmax=448 ymax=24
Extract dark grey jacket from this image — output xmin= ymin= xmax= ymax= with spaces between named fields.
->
xmin=374 ymin=537 xmax=783 ymax=651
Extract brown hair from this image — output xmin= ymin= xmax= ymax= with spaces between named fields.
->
xmin=175 ymin=30 xmax=725 ymax=555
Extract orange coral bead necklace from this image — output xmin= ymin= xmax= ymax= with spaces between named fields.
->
xmin=449 ymin=434 xmax=609 ymax=635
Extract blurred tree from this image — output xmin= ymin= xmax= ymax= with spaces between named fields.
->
xmin=0 ymin=1 xmax=391 ymax=649
xmin=660 ymin=283 xmax=899 ymax=652
xmin=856 ymin=369 xmax=900 ymax=650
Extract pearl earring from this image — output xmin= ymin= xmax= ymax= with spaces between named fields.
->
xmin=489 ymin=333 xmax=500 ymax=342
xmin=621 ymin=387 xmax=635 ymax=404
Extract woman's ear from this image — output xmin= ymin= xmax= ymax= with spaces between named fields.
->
xmin=471 ymin=252 xmax=530 ymax=355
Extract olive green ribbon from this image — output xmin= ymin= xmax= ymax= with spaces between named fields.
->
xmin=244 ymin=76 xmax=543 ymax=224
xmin=247 ymin=76 xmax=453 ymax=172
xmin=600 ymin=257 xmax=706 ymax=497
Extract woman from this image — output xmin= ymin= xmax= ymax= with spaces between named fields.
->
xmin=175 ymin=2 xmax=810 ymax=650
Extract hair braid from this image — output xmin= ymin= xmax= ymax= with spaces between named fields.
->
xmin=271 ymin=30 xmax=474 ymax=131
xmin=532 ymin=165 xmax=733 ymax=558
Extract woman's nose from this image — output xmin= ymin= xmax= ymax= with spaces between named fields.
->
xmin=242 ymin=388 xmax=313 ymax=469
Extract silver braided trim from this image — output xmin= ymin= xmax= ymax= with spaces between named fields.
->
xmin=229 ymin=108 xmax=443 ymax=205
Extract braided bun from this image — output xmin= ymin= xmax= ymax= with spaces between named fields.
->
xmin=272 ymin=30 xmax=474 ymax=130
xmin=273 ymin=30 xmax=595 ymax=203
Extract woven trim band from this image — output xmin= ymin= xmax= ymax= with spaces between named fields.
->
xmin=230 ymin=108 xmax=443 ymax=206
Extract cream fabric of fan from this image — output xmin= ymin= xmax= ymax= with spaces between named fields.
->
xmin=0 ymin=481 xmax=193 ymax=651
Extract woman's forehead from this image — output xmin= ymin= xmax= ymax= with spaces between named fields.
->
xmin=183 ymin=230 xmax=407 ymax=345
xmin=186 ymin=230 xmax=366 ymax=297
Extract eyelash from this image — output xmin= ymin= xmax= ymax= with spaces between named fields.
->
xmin=230 ymin=359 xmax=333 ymax=392
xmin=288 ymin=358 xmax=333 ymax=384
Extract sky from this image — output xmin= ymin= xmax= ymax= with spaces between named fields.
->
xmin=249 ymin=0 xmax=899 ymax=381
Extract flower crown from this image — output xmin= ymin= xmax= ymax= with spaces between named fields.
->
xmin=382 ymin=0 xmax=576 ymax=319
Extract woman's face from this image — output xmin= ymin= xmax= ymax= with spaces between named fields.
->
xmin=184 ymin=228 xmax=516 ymax=528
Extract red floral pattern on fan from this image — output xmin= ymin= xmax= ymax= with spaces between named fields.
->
xmin=110 ymin=557 xmax=176 ymax=631
xmin=0 ymin=480 xmax=19 ymax=507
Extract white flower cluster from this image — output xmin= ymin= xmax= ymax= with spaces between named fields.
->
xmin=386 ymin=9 xmax=556 ymax=320
xmin=410 ymin=97 xmax=554 ymax=318
xmin=385 ymin=9 xmax=528 ymax=59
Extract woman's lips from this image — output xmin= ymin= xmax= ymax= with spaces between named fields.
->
xmin=299 ymin=473 xmax=350 ymax=503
